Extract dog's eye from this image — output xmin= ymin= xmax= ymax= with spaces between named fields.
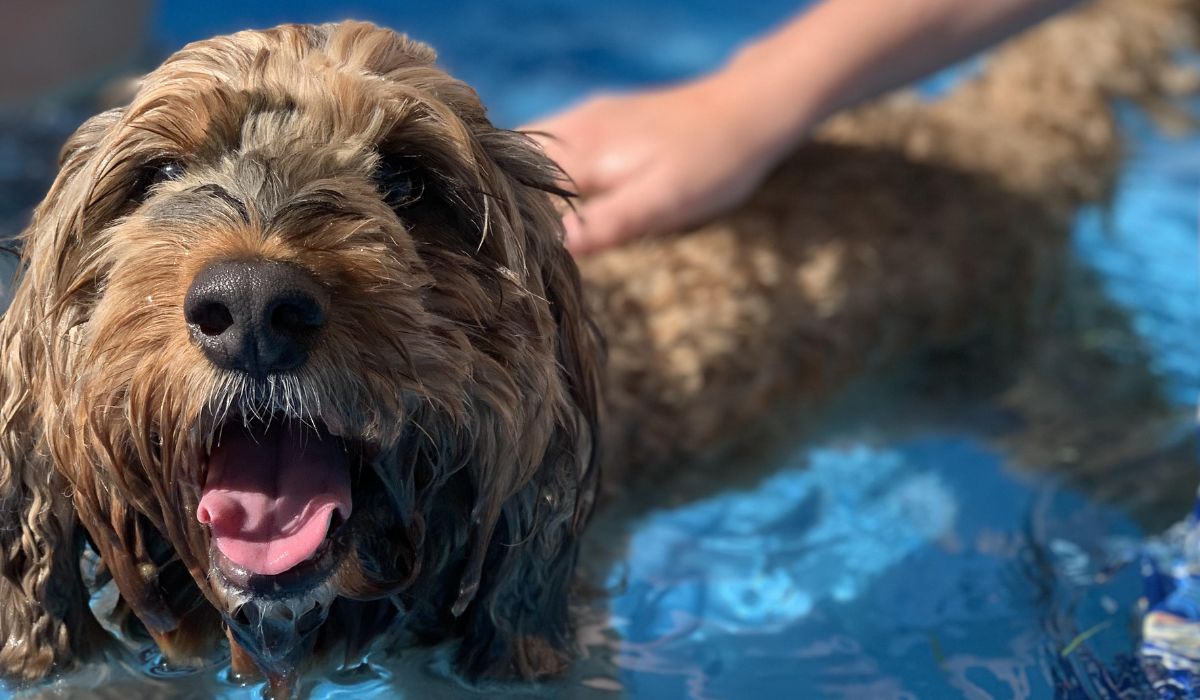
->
xmin=151 ymin=161 xmax=186 ymax=185
xmin=375 ymin=156 xmax=424 ymax=209
xmin=131 ymin=161 xmax=186 ymax=204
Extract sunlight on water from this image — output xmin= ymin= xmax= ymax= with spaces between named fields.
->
xmin=610 ymin=445 xmax=959 ymax=637
xmin=599 ymin=439 xmax=1145 ymax=700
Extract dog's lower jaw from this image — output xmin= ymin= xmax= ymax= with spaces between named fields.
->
xmin=208 ymin=544 xmax=341 ymax=696
xmin=222 ymin=597 xmax=329 ymax=699
xmin=225 ymin=603 xmax=315 ymax=699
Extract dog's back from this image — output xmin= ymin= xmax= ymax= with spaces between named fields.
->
xmin=585 ymin=0 xmax=1200 ymax=484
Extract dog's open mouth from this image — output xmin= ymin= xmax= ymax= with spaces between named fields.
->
xmin=198 ymin=418 xmax=352 ymax=578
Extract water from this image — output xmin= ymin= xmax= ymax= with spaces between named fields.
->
xmin=596 ymin=440 xmax=1144 ymax=700
xmin=153 ymin=0 xmax=806 ymax=128
xmin=5 ymin=2 xmax=1200 ymax=699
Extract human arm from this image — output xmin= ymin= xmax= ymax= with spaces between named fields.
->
xmin=525 ymin=0 xmax=1083 ymax=255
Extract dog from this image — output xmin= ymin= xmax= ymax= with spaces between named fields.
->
xmin=0 ymin=0 xmax=1196 ymax=697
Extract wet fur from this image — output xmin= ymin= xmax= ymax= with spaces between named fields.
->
xmin=0 ymin=0 xmax=1197 ymax=691
xmin=0 ymin=24 xmax=600 ymax=684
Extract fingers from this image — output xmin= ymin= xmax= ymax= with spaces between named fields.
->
xmin=564 ymin=183 xmax=679 ymax=256
xmin=522 ymin=121 xmax=647 ymax=255
xmin=524 ymin=122 xmax=661 ymax=255
xmin=521 ymin=119 xmax=601 ymax=196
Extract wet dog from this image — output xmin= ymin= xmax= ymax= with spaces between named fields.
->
xmin=0 ymin=0 xmax=1196 ymax=697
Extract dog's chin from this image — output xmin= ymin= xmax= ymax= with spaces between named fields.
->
xmin=198 ymin=415 xmax=362 ymax=670
xmin=209 ymin=536 xmax=342 ymax=670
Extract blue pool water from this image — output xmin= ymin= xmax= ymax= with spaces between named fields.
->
xmin=6 ymin=2 xmax=1200 ymax=699
xmin=610 ymin=441 xmax=1158 ymax=700
xmin=152 ymin=0 xmax=806 ymax=128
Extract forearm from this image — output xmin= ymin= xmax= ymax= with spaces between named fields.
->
xmin=711 ymin=0 xmax=1084 ymax=161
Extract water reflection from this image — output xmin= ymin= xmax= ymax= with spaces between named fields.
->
xmin=586 ymin=437 xmax=1140 ymax=700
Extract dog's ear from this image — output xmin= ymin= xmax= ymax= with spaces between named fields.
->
xmin=0 ymin=110 xmax=122 ymax=681
xmin=0 ymin=327 xmax=104 ymax=682
xmin=455 ymin=247 xmax=602 ymax=681
xmin=449 ymin=131 xmax=604 ymax=680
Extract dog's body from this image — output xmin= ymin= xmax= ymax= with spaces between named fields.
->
xmin=588 ymin=0 xmax=1200 ymax=481
xmin=0 ymin=0 xmax=1196 ymax=696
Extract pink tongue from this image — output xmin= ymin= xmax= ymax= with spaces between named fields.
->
xmin=197 ymin=420 xmax=351 ymax=576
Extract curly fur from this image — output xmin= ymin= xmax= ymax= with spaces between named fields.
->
xmin=0 ymin=22 xmax=600 ymax=689
xmin=0 ymin=0 xmax=1196 ymax=695
xmin=587 ymin=0 xmax=1200 ymax=479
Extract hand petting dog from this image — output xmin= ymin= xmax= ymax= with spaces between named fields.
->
xmin=527 ymin=0 xmax=1078 ymax=255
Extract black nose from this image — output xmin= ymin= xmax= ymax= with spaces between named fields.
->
xmin=184 ymin=260 xmax=327 ymax=376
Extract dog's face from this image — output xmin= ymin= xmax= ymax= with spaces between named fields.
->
xmin=0 ymin=22 xmax=599 ymax=686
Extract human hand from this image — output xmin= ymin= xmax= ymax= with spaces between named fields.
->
xmin=523 ymin=0 xmax=1080 ymax=257
xmin=524 ymin=75 xmax=796 ymax=256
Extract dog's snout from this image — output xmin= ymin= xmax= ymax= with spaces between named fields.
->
xmin=184 ymin=260 xmax=327 ymax=376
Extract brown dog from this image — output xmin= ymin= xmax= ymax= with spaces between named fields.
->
xmin=0 ymin=24 xmax=601 ymax=696
xmin=0 ymin=0 xmax=1196 ymax=697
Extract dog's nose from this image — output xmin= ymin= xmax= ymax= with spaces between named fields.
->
xmin=184 ymin=260 xmax=327 ymax=376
